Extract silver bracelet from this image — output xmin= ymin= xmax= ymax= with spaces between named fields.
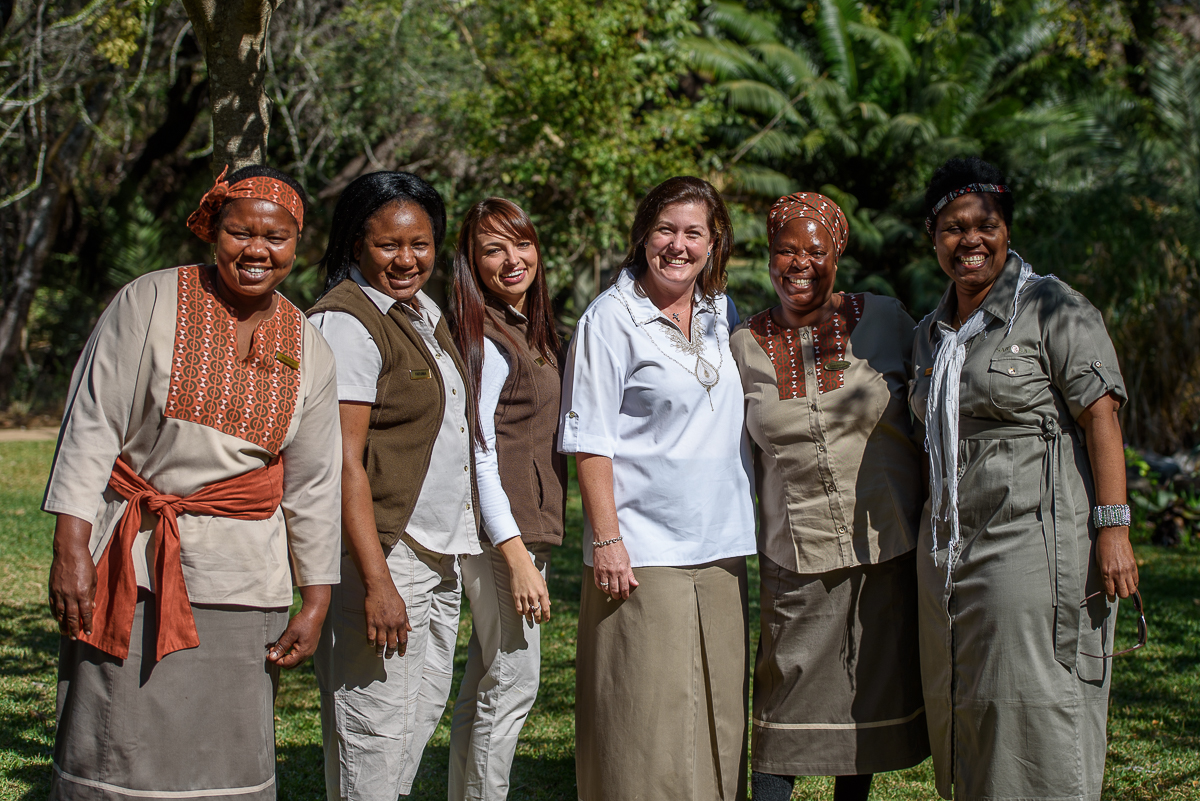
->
xmin=1092 ymin=504 xmax=1131 ymax=528
xmin=593 ymin=536 xmax=623 ymax=548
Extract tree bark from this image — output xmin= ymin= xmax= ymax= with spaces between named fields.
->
xmin=180 ymin=0 xmax=284 ymax=174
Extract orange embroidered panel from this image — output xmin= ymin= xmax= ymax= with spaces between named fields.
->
xmin=748 ymin=293 xmax=865 ymax=401
xmin=164 ymin=265 xmax=303 ymax=454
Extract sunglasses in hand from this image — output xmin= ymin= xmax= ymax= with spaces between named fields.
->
xmin=1079 ymin=589 xmax=1146 ymax=659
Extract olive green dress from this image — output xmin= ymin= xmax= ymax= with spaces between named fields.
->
xmin=908 ymin=255 xmax=1126 ymax=801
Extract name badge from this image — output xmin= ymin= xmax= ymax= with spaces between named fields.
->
xmin=924 ymin=367 xmax=933 ymax=376
xmin=824 ymin=360 xmax=850 ymax=371
xmin=535 ymin=356 xmax=547 ymax=367
xmin=409 ymin=369 xmax=431 ymax=380
xmin=275 ymin=352 xmax=299 ymax=370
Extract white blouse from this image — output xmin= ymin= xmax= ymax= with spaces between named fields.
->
xmin=309 ymin=268 xmax=479 ymax=557
xmin=558 ymin=268 xmax=756 ymax=568
xmin=476 ymin=336 xmax=523 ymax=546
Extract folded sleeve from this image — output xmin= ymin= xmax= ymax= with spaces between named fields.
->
xmin=1041 ymin=285 xmax=1128 ymax=420
xmin=558 ymin=316 xmax=625 ymax=458
xmin=475 ymin=338 xmax=523 ymax=546
xmin=43 ymin=281 xmax=150 ymax=523
xmin=307 ymin=310 xmax=382 ymax=403
xmin=281 ymin=327 xmax=343 ymax=587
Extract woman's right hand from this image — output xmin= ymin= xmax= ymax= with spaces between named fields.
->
xmin=593 ymin=540 xmax=638 ymax=601
xmin=364 ymin=578 xmax=411 ymax=658
xmin=48 ymin=514 xmax=97 ymax=639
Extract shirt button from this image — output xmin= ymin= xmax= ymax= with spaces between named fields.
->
xmin=1007 ymin=367 xmax=1016 ymax=375
xmin=838 ymin=526 xmax=847 ymax=534
xmin=1010 ymin=345 xmax=1020 ymax=353
xmin=466 ymin=503 xmax=471 ymax=510
xmin=826 ymin=484 xmax=834 ymax=492
xmin=463 ymin=465 xmax=469 ymax=472
xmin=816 ymin=444 xmax=826 ymax=452
xmin=806 ymin=369 xmax=814 ymax=376
xmin=460 ymin=426 xmax=465 ymax=433
xmin=452 ymin=388 xmax=457 ymax=395
xmin=1093 ymin=360 xmax=1102 ymax=368
xmin=810 ymin=402 xmax=817 ymax=411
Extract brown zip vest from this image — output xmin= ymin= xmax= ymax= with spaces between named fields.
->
xmin=308 ymin=280 xmax=480 ymax=549
xmin=482 ymin=299 xmax=566 ymax=546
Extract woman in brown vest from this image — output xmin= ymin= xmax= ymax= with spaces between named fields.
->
xmin=446 ymin=198 xmax=566 ymax=800
xmin=308 ymin=171 xmax=481 ymax=801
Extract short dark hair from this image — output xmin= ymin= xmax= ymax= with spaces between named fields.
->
xmin=618 ymin=176 xmax=733 ymax=300
xmin=216 ymin=164 xmax=310 ymax=229
xmin=320 ymin=171 xmax=447 ymax=292
xmin=923 ymin=156 xmax=1013 ymax=235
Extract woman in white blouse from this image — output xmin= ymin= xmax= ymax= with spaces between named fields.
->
xmin=446 ymin=197 xmax=567 ymax=800
xmin=559 ymin=176 xmax=757 ymax=800
xmin=308 ymin=171 xmax=480 ymax=801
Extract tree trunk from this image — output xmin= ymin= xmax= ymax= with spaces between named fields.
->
xmin=180 ymin=0 xmax=284 ymax=174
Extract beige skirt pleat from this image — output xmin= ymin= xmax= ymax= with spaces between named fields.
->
xmin=575 ymin=558 xmax=749 ymax=801
xmin=50 ymin=597 xmax=288 ymax=800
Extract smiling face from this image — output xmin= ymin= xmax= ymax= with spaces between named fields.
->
xmin=354 ymin=200 xmax=436 ymax=304
xmin=770 ymin=217 xmax=837 ymax=326
xmin=213 ymin=198 xmax=299 ymax=312
xmin=933 ymin=192 xmax=1010 ymax=299
xmin=641 ymin=201 xmax=713 ymax=299
xmin=473 ymin=225 xmax=538 ymax=313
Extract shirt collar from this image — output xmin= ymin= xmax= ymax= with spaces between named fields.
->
xmin=613 ymin=268 xmax=714 ymax=327
xmin=484 ymin=293 xmax=528 ymax=323
xmin=350 ymin=266 xmax=441 ymax=326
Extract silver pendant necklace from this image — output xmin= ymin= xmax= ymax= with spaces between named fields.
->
xmin=615 ymin=284 xmax=723 ymax=409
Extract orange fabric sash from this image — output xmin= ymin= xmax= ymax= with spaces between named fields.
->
xmin=82 ymin=457 xmax=285 ymax=661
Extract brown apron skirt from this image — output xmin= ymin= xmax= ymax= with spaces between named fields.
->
xmin=752 ymin=550 xmax=930 ymax=776
xmin=50 ymin=596 xmax=288 ymax=800
xmin=575 ymin=557 xmax=749 ymax=801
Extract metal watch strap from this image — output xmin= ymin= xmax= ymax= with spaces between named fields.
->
xmin=1092 ymin=504 xmax=1131 ymax=528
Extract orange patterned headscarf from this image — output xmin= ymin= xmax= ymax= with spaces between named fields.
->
xmin=186 ymin=165 xmax=305 ymax=243
xmin=766 ymin=192 xmax=849 ymax=258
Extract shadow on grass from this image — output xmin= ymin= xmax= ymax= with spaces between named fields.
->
xmin=0 ymin=601 xmax=60 ymax=801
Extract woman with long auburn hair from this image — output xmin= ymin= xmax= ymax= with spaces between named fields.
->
xmin=447 ymin=198 xmax=566 ymax=800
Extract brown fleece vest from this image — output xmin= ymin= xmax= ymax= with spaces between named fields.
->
xmin=482 ymin=299 xmax=566 ymax=546
xmin=308 ymin=280 xmax=480 ymax=549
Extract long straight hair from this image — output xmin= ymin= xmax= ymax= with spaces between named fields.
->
xmin=450 ymin=198 xmax=560 ymax=448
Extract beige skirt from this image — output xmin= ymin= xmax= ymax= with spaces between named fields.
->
xmin=575 ymin=558 xmax=749 ymax=801
xmin=752 ymin=550 xmax=930 ymax=776
xmin=50 ymin=596 xmax=288 ymax=800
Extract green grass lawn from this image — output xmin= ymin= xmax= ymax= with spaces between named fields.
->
xmin=1 ymin=439 xmax=1197 ymax=800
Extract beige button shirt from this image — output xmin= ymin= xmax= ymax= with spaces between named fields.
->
xmin=730 ymin=293 xmax=923 ymax=574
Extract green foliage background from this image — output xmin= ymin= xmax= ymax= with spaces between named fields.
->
xmin=2 ymin=0 xmax=1198 ymax=450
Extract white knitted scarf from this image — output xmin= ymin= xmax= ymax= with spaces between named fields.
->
xmin=926 ymin=252 xmax=1038 ymax=584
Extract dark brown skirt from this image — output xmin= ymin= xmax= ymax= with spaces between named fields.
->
xmin=752 ymin=550 xmax=930 ymax=776
xmin=50 ymin=597 xmax=288 ymax=800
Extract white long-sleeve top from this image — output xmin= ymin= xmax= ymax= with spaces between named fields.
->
xmin=475 ymin=336 xmax=524 ymax=546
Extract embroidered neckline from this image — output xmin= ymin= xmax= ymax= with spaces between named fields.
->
xmin=748 ymin=293 xmax=864 ymax=400
xmin=163 ymin=265 xmax=303 ymax=454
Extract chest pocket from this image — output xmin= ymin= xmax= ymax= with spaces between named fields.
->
xmin=988 ymin=354 xmax=1041 ymax=410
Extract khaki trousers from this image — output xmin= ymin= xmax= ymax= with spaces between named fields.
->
xmin=449 ymin=541 xmax=551 ymax=800
xmin=316 ymin=536 xmax=462 ymax=800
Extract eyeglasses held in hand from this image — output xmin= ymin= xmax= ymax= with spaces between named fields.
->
xmin=1079 ymin=589 xmax=1146 ymax=659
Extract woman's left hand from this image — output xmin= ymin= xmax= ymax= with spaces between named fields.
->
xmin=268 ymin=584 xmax=331 ymax=668
xmin=1078 ymin=393 xmax=1139 ymax=601
xmin=498 ymin=537 xmax=550 ymax=625
xmin=1096 ymin=528 xmax=1139 ymax=600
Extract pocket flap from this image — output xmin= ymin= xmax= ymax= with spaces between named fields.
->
xmin=988 ymin=355 xmax=1035 ymax=377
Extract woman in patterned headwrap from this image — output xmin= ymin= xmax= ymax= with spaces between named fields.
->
xmin=43 ymin=164 xmax=342 ymax=800
xmin=729 ymin=192 xmax=930 ymax=801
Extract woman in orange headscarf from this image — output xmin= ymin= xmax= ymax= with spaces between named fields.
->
xmin=44 ymin=165 xmax=342 ymax=801
xmin=729 ymin=193 xmax=930 ymax=801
